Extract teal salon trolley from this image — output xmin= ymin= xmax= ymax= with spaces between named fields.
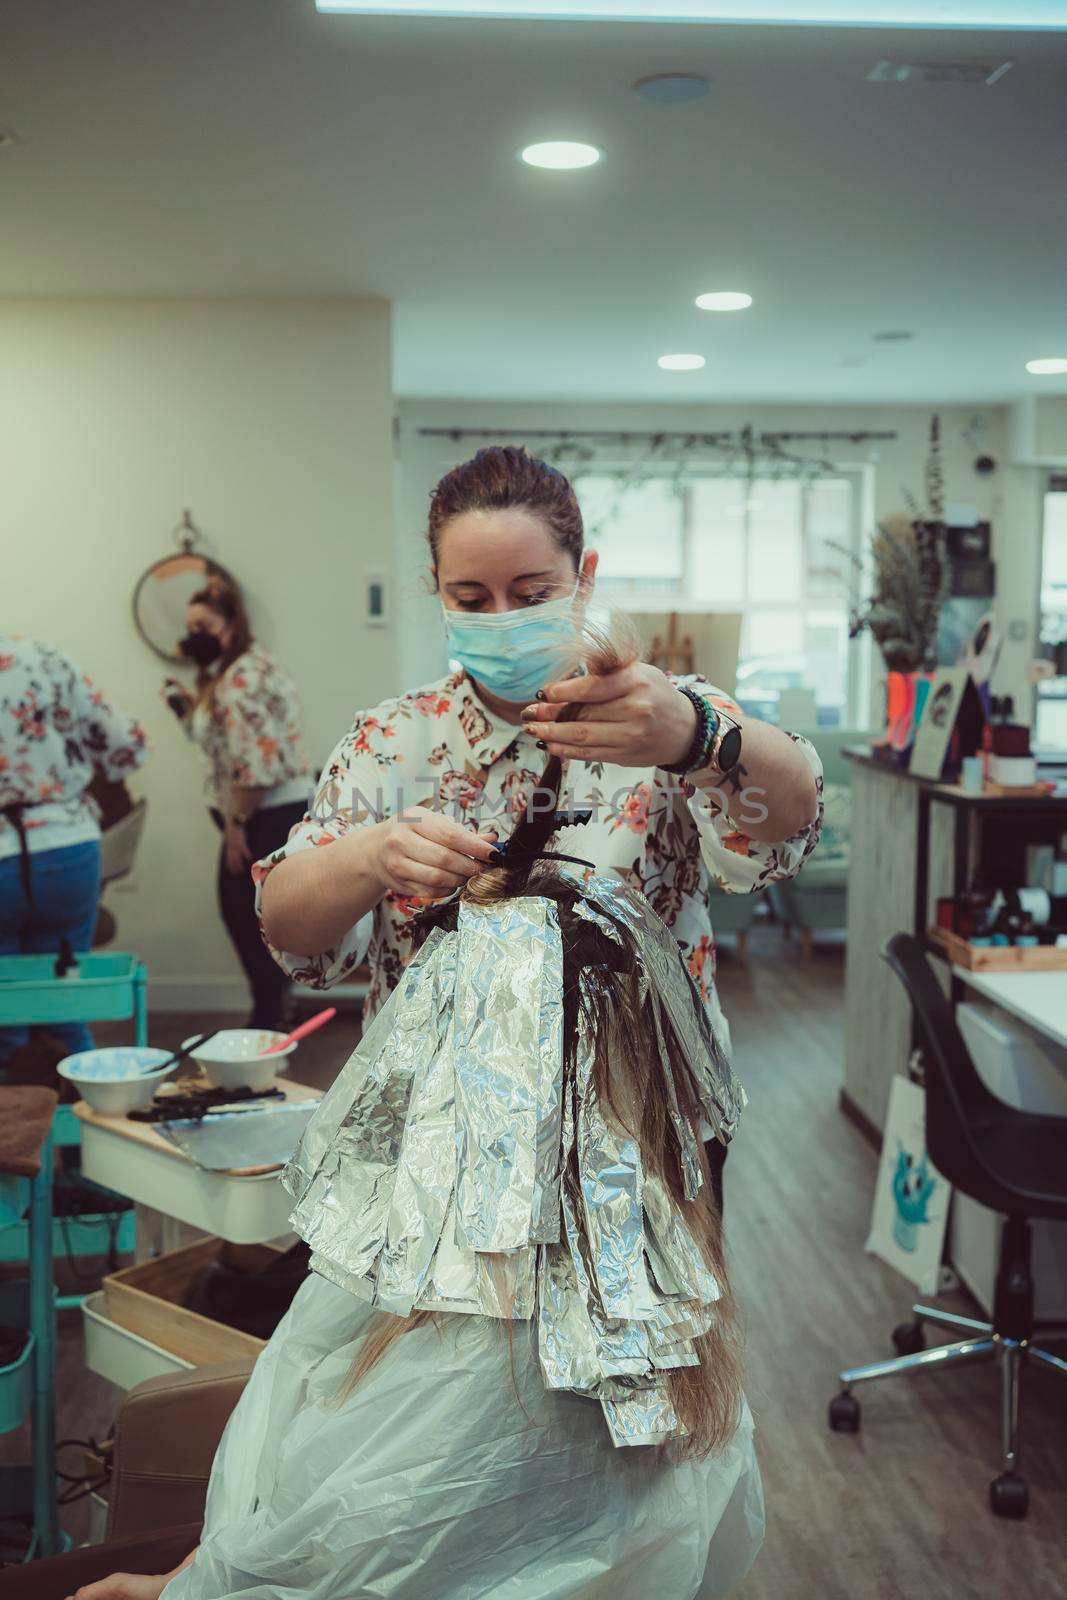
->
xmin=0 ymin=954 xmax=147 ymax=1297
xmin=0 ymin=1087 xmax=61 ymax=1562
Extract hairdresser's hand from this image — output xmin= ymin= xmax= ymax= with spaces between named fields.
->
xmin=65 ymin=1570 xmax=170 ymax=1599
xmin=224 ymin=821 xmax=252 ymax=876
xmin=522 ymin=663 xmax=697 ymax=768
xmin=364 ymin=808 xmax=499 ymax=901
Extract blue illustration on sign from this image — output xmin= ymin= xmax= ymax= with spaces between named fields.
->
xmin=891 ymin=1142 xmax=937 ymax=1253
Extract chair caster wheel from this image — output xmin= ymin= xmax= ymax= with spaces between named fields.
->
xmin=892 ymin=1320 xmax=926 ymax=1356
xmin=828 ymin=1391 xmax=861 ymax=1433
xmin=989 ymin=1472 xmax=1028 ymax=1519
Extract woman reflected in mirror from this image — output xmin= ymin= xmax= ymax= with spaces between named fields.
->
xmin=164 ymin=578 xmax=312 ymax=1031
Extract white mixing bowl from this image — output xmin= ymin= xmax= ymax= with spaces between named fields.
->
xmin=181 ymin=1029 xmax=296 ymax=1092
xmin=58 ymin=1047 xmax=177 ymax=1116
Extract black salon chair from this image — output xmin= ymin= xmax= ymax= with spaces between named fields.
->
xmin=829 ymin=932 xmax=1067 ymax=1519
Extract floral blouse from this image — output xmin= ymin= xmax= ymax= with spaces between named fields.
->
xmin=188 ymin=643 xmax=312 ymax=813
xmin=255 ymin=670 xmax=823 ymax=1054
xmin=0 ymin=635 xmax=148 ymax=860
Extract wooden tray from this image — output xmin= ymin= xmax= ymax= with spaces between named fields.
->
xmin=929 ymin=926 xmax=1067 ymax=972
xmin=103 ymin=1236 xmax=282 ymax=1366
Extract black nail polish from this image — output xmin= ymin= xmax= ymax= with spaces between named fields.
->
xmin=536 ymin=740 xmax=546 ymax=750
xmin=535 ymin=689 xmax=546 ymax=701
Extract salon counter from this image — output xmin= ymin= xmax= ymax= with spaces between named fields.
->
xmin=840 ymin=747 xmax=1066 ymax=1140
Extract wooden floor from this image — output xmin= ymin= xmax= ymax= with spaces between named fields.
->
xmin=721 ymin=934 xmax=1066 ymax=1600
xmin=6 ymin=931 xmax=1067 ymax=1595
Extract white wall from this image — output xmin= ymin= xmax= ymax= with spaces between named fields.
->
xmin=397 ymin=398 xmax=1041 ymax=726
xmin=2 ymin=297 xmax=394 ymax=1010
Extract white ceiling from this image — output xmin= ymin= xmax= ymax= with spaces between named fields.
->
xmin=4 ymin=1 xmax=1067 ymax=403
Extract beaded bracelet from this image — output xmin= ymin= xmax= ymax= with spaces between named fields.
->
xmin=660 ymin=684 xmax=719 ymax=776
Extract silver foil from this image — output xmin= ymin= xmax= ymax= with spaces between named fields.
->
xmin=576 ymin=872 xmax=747 ymax=1142
xmin=452 ymin=898 xmax=563 ymax=1253
xmin=282 ymin=874 xmax=744 ymax=1448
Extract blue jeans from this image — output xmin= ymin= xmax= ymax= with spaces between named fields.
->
xmin=0 ymin=839 xmax=103 ymax=1070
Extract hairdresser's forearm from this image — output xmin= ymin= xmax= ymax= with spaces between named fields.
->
xmin=260 ymin=827 xmax=386 ymax=957
xmin=693 ymin=715 xmax=818 ymax=842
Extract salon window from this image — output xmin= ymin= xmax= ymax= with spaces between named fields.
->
xmin=577 ymin=469 xmax=865 ymax=729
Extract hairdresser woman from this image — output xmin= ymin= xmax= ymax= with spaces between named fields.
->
xmin=165 ymin=580 xmax=312 ymax=1031
xmin=258 ymin=446 xmax=822 ymax=1088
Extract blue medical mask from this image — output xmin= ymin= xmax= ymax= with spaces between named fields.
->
xmin=442 ymin=584 xmax=581 ymax=704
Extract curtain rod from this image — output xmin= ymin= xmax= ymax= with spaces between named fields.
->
xmin=414 ymin=425 xmax=898 ymax=447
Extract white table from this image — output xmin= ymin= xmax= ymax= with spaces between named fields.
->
xmin=950 ymin=965 xmax=1067 ymax=1318
xmin=953 ymin=967 xmax=1067 ymax=1051
xmin=74 ymin=1078 xmax=321 ymax=1258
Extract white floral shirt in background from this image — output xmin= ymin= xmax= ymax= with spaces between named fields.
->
xmin=255 ymin=670 xmax=823 ymax=1053
xmin=0 ymin=635 xmax=148 ymax=860
xmin=188 ymin=643 xmax=313 ymax=813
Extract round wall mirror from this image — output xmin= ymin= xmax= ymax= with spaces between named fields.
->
xmin=132 ymin=513 xmax=236 ymax=664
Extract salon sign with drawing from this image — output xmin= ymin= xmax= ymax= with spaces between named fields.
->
xmin=866 ymin=1075 xmax=950 ymax=1295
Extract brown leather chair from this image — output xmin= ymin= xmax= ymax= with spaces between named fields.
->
xmin=0 ymin=1359 xmax=253 ymax=1597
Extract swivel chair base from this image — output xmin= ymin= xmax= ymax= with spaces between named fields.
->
xmin=829 ymin=1299 xmax=1067 ymax=1519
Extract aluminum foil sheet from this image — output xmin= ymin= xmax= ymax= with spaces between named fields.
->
xmin=282 ymin=875 xmax=745 ymax=1448
xmin=452 ymin=897 xmax=563 ymax=1253
xmin=575 ymin=872 xmax=747 ymax=1142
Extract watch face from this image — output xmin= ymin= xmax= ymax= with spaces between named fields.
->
xmin=718 ymin=726 xmax=743 ymax=772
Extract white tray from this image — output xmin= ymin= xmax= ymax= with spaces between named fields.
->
xmin=82 ymin=1291 xmax=194 ymax=1391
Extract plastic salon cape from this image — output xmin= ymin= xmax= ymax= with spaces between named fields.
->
xmin=162 ymin=876 xmax=765 ymax=1599
xmin=161 ymin=1274 xmax=762 ymax=1600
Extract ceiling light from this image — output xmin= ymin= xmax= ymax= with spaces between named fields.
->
xmin=658 ymin=354 xmax=706 ymax=371
xmin=520 ymin=141 xmax=601 ymax=170
xmin=1026 ymin=357 xmax=1067 ymax=375
xmin=633 ymin=73 xmax=711 ymax=104
xmin=867 ymin=59 xmax=1013 ymax=83
xmin=695 ymin=291 xmax=752 ymax=312
xmin=314 ymin=4 xmax=1067 ymax=31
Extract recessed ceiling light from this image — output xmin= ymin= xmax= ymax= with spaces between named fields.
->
xmin=695 ymin=291 xmax=752 ymax=312
xmin=520 ymin=141 xmax=601 ymax=170
xmin=873 ymin=329 xmax=914 ymax=341
xmin=867 ymin=59 xmax=1013 ymax=84
xmin=1026 ymin=357 xmax=1067 ymax=375
xmin=658 ymin=353 xmax=706 ymax=371
xmin=633 ymin=73 xmax=711 ymax=104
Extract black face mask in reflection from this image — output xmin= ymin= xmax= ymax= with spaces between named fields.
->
xmin=179 ymin=632 xmax=224 ymax=668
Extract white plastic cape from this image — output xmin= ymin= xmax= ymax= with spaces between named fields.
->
xmin=161 ymin=1273 xmax=764 ymax=1600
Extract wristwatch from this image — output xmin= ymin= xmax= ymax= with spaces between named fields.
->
xmin=706 ymin=703 xmax=744 ymax=776
xmin=661 ymin=685 xmax=744 ymax=777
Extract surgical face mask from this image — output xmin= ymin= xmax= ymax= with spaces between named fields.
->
xmin=179 ymin=631 xmax=224 ymax=669
xmin=442 ymin=583 xmax=581 ymax=704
